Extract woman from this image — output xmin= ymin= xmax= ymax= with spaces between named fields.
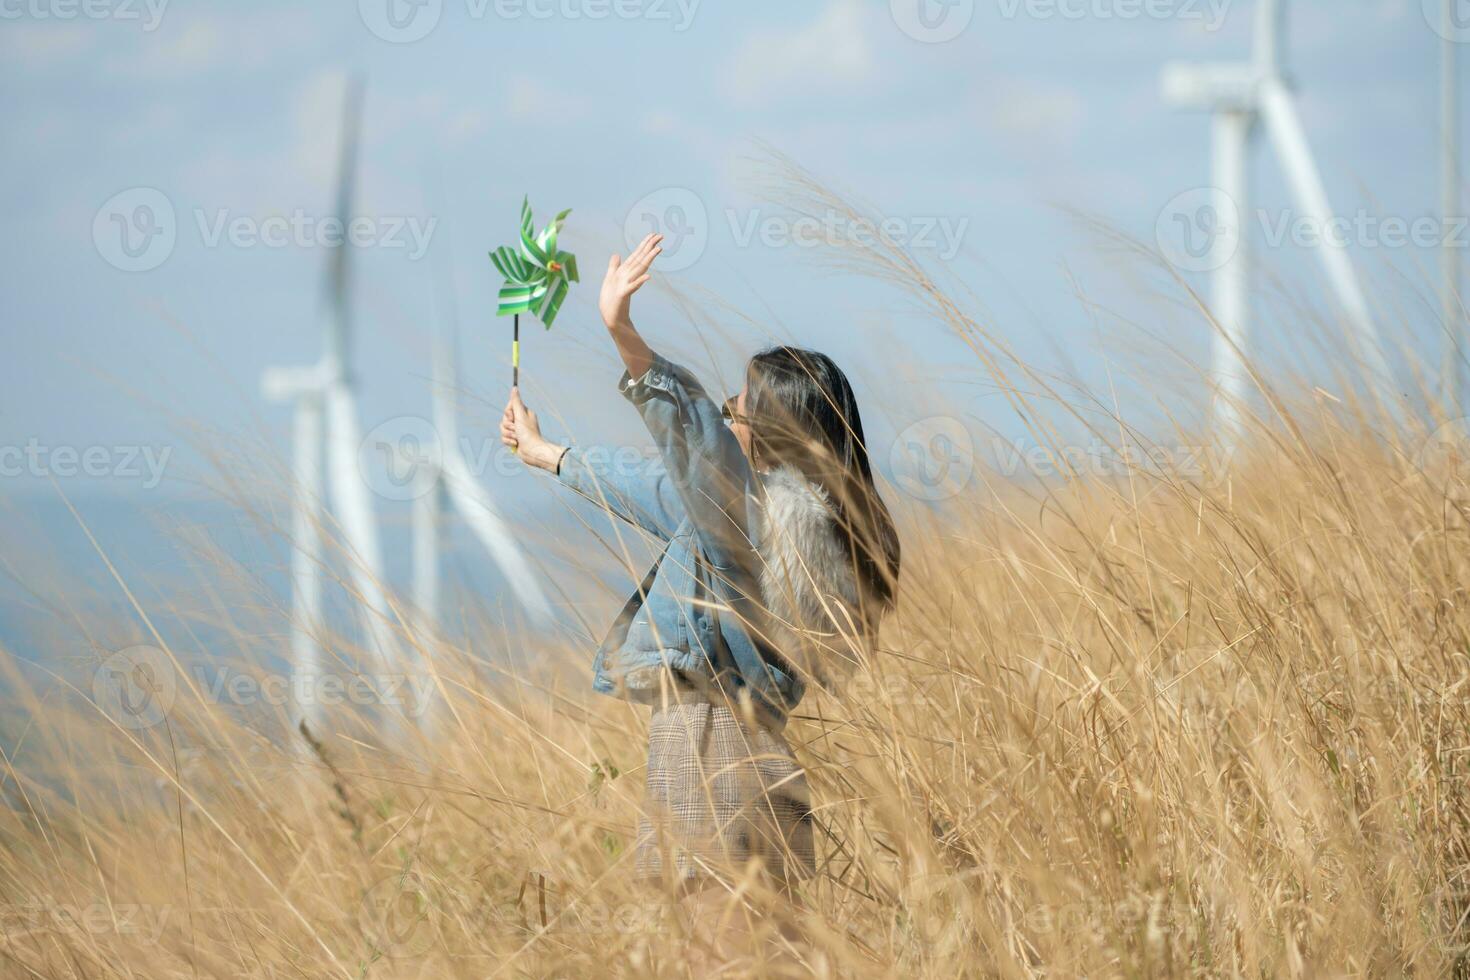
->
xmin=500 ymin=233 xmax=900 ymax=895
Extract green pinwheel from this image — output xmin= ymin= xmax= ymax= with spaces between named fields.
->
xmin=489 ymin=197 xmax=579 ymax=331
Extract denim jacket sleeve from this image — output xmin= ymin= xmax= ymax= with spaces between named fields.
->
xmin=617 ymin=352 xmax=756 ymax=573
xmin=556 ymin=444 xmax=686 ymax=541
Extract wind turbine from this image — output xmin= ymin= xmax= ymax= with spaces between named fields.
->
xmin=1442 ymin=0 xmax=1463 ymax=414
xmin=262 ymin=78 xmax=403 ymax=734
xmin=1162 ymin=0 xmax=1395 ymax=443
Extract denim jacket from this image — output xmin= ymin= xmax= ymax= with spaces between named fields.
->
xmin=556 ymin=352 xmax=804 ymax=724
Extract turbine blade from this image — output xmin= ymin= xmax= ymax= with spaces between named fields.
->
xmin=1255 ymin=0 xmax=1285 ymax=76
xmin=1259 ymin=78 xmax=1394 ymax=395
xmin=428 ymin=205 xmax=460 ymax=435
xmin=289 ymin=396 xmax=326 ymax=733
xmin=325 ymin=382 xmax=404 ymax=670
xmin=439 ymin=447 xmax=554 ymax=624
xmin=325 ymin=75 xmax=365 ymax=372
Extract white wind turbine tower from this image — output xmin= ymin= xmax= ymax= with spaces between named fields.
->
xmin=1442 ymin=0 xmax=1462 ymax=414
xmin=262 ymin=79 xmax=403 ymax=734
xmin=1162 ymin=0 xmax=1395 ymax=444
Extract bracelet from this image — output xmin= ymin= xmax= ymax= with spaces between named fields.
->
xmin=554 ymin=446 xmax=570 ymax=475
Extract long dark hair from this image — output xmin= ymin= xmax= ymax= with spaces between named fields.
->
xmin=745 ymin=346 xmax=901 ymax=620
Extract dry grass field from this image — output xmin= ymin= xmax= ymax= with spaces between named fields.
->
xmin=3 ymin=198 xmax=1468 ymax=977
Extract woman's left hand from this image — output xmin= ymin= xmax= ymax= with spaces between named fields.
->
xmin=599 ymin=233 xmax=662 ymax=331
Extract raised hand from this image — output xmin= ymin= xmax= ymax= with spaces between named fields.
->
xmin=599 ymin=233 xmax=662 ymax=331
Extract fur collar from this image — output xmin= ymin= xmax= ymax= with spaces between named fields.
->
xmin=756 ymin=465 xmax=864 ymax=684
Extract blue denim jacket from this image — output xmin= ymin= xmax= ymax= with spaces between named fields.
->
xmin=556 ymin=353 xmax=803 ymax=724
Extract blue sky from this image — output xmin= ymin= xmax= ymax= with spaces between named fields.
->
xmin=0 ymin=0 xmax=1461 ymax=502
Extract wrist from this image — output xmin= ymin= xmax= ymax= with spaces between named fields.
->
xmin=532 ymin=440 xmax=567 ymax=473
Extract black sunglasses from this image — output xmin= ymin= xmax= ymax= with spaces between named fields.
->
xmin=721 ymin=396 xmax=744 ymax=425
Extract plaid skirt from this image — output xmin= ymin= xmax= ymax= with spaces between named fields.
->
xmin=636 ymin=685 xmax=815 ymax=884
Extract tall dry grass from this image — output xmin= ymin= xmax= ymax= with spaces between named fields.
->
xmin=3 ymin=180 xmax=1469 ymax=978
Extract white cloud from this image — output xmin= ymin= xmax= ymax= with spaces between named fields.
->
xmin=446 ymin=108 xmax=489 ymax=142
xmin=375 ymin=89 xmax=490 ymax=146
xmin=0 ymin=22 xmax=94 ymax=69
xmin=640 ymin=110 xmax=680 ymax=135
xmin=1291 ymin=0 xmax=1410 ymax=54
xmin=505 ymin=75 xmax=587 ymax=123
xmin=172 ymin=69 xmax=349 ymax=210
xmin=101 ymin=8 xmax=322 ymax=79
xmin=112 ymin=20 xmax=220 ymax=77
xmin=721 ymin=0 xmax=873 ymax=108
xmin=985 ymin=81 xmax=1085 ymax=150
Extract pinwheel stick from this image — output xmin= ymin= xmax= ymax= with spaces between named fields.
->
xmin=508 ymin=313 xmax=520 ymax=454
xmin=490 ymin=196 xmax=578 ymax=429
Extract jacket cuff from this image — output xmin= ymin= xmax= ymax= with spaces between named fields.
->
xmin=555 ymin=446 xmax=587 ymax=491
xmin=618 ymin=353 xmax=680 ymax=404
